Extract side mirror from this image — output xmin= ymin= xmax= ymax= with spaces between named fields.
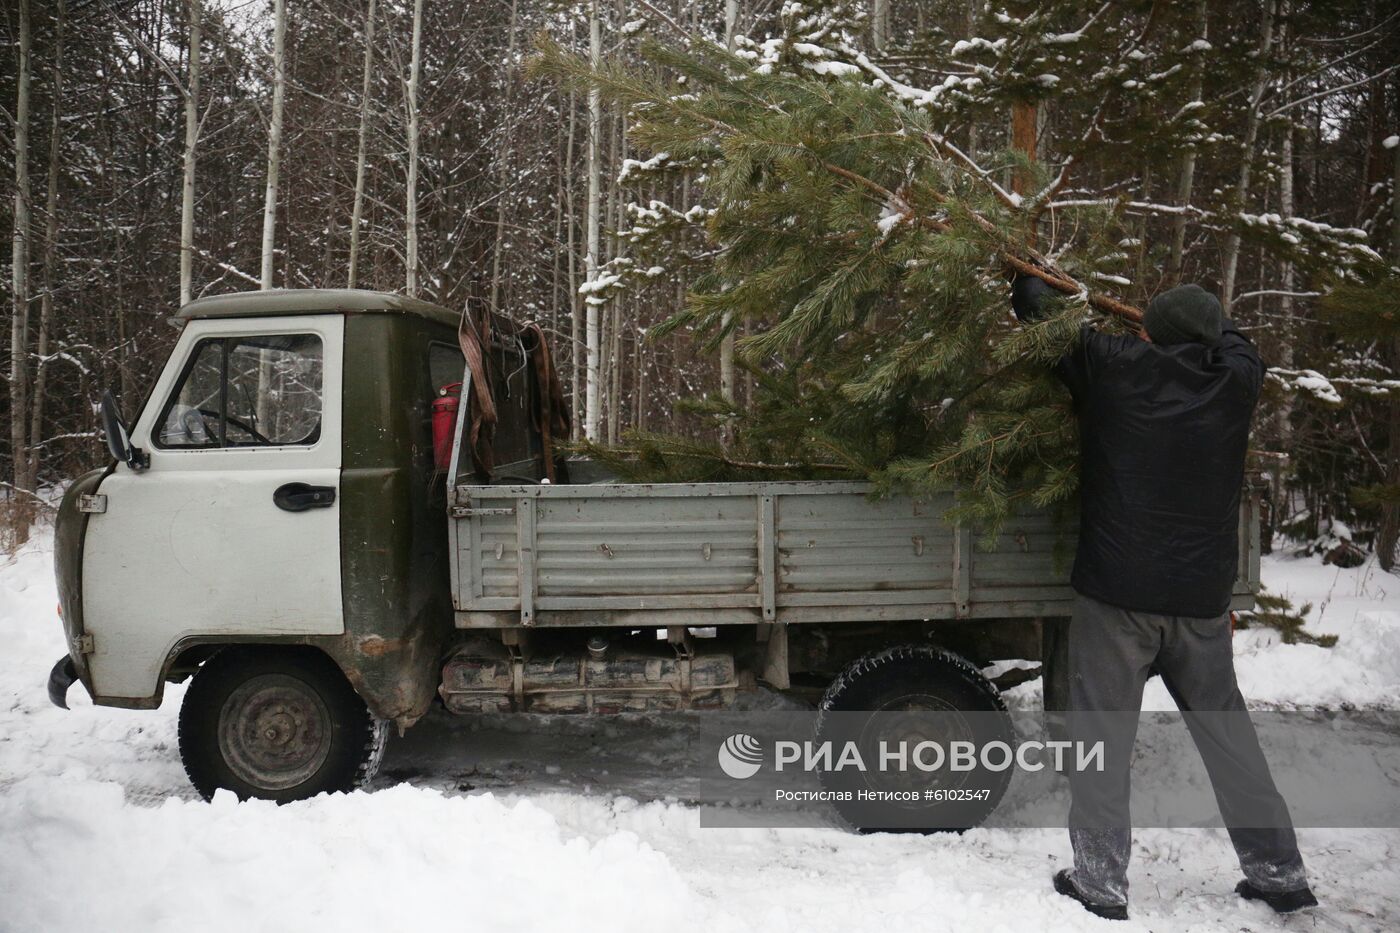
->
xmin=100 ymin=389 xmax=149 ymax=471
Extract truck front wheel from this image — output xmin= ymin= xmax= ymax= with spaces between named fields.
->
xmin=178 ymin=647 xmax=387 ymax=802
xmin=815 ymin=644 xmax=1013 ymax=833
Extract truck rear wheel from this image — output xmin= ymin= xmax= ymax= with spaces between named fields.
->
xmin=815 ymin=644 xmax=1013 ymax=833
xmin=178 ymin=647 xmax=387 ymax=802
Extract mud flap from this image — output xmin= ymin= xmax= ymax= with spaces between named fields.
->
xmin=48 ymin=655 xmax=78 ymax=710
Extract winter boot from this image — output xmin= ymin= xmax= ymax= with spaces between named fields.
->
xmin=1053 ymin=869 xmax=1128 ymax=922
xmin=1235 ymin=880 xmax=1318 ymax=914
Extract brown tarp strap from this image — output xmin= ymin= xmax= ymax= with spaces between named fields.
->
xmin=522 ymin=322 xmax=572 ymax=483
xmin=457 ymin=306 xmax=497 ymax=480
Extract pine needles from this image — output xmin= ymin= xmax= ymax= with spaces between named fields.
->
xmin=1236 ymin=590 xmax=1339 ymax=648
xmin=531 ymin=21 xmax=1142 ymax=536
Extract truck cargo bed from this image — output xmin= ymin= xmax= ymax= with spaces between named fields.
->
xmin=449 ymin=481 xmax=1261 ymax=629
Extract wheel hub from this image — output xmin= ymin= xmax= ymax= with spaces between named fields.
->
xmin=218 ymin=674 xmax=332 ymax=792
xmin=860 ymin=696 xmax=974 ymax=797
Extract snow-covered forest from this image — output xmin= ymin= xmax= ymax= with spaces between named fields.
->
xmin=2 ymin=0 xmax=1399 ymax=555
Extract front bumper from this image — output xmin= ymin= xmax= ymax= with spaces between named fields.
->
xmin=48 ymin=655 xmax=78 ymax=709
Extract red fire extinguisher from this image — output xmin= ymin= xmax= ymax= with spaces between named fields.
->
xmin=432 ymin=382 xmax=462 ymax=470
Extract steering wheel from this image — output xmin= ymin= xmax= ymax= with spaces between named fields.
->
xmin=196 ymin=407 xmax=272 ymax=445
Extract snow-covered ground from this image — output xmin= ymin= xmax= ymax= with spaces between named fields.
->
xmin=3 ymin=526 xmax=1398 ymax=932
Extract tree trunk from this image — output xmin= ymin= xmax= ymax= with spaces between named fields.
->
xmin=1166 ymin=0 xmax=1206 ymax=286
xmin=488 ymin=0 xmax=520 ymax=313
xmin=608 ymin=290 xmax=622 ymax=444
xmin=9 ymin=0 xmax=33 ymax=542
xmin=405 ymin=0 xmax=424 ymax=297
xmin=30 ymin=0 xmax=64 ymax=494
xmin=583 ymin=0 xmax=603 ymax=440
xmin=1010 ymin=98 xmax=1038 ymax=256
xmin=871 ymin=0 xmax=887 ymax=53
xmin=1220 ymin=0 xmax=1276 ymax=316
xmin=566 ymin=78 xmax=580 ymax=440
xmin=255 ymin=0 xmax=287 ymax=433
xmin=179 ymin=0 xmax=201 ymax=306
xmin=260 ymin=0 xmax=287 ymax=290
xmin=1275 ymin=7 xmax=1296 ymax=449
xmin=672 ymin=170 xmax=688 ymax=410
xmin=966 ymin=0 xmax=983 ymax=155
xmin=347 ymin=0 xmax=377 ymax=289
xmin=1011 ymin=101 xmax=1038 ymax=197
xmin=1378 ymin=132 xmax=1400 ymax=570
xmin=1135 ymin=162 xmax=1151 ymax=298
xmin=718 ymin=0 xmax=739 ymax=406
xmin=607 ymin=34 xmax=627 ymax=445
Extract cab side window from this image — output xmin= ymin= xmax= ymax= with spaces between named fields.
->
xmin=490 ymin=340 xmax=536 ymax=470
xmin=157 ymin=334 xmax=323 ymax=448
xmin=428 ymin=342 xmax=462 ymax=391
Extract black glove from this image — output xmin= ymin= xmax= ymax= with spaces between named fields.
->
xmin=1011 ymin=273 xmax=1057 ymax=323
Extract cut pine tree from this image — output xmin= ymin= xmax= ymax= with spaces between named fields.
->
xmin=532 ymin=5 xmax=1384 ymax=535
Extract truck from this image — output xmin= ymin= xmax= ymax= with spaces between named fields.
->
xmin=46 ymin=289 xmax=1263 ymax=823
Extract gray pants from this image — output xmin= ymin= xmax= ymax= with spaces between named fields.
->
xmin=1064 ymin=593 xmax=1308 ymax=907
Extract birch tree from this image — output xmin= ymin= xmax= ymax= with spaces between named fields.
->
xmin=1166 ymin=0 xmax=1206 ymax=286
xmin=965 ymin=0 xmax=983 ymax=155
xmin=608 ymin=99 xmax=625 ymax=443
xmin=347 ymin=0 xmax=377 ymax=290
xmin=1274 ymin=7 xmax=1296 ymax=439
xmin=31 ymin=0 xmax=65 ymax=488
xmin=260 ymin=0 xmax=287 ymax=290
xmin=1387 ymin=135 xmax=1400 ymax=567
xmin=583 ymin=0 xmax=603 ymax=439
xmin=871 ymin=0 xmax=887 ymax=53
xmin=9 ymin=0 xmax=33 ymax=542
xmin=489 ymin=0 xmax=521 ymax=312
xmin=179 ymin=0 xmax=201 ymax=306
xmin=405 ymin=0 xmax=424 ymax=297
xmin=1220 ymin=0 xmax=1276 ymax=316
xmin=566 ymin=80 xmax=580 ymax=439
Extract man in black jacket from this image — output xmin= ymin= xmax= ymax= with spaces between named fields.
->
xmin=1011 ymin=277 xmax=1316 ymax=922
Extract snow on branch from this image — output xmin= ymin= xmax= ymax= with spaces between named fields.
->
xmin=618 ymin=151 xmax=673 ymax=184
xmin=1236 ymin=289 xmax=1322 ymax=301
xmin=923 ymin=131 xmax=1021 ymax=208
xmin=1268 ymin=367 xmax=1400 ymax=402
xmin=1269 ymin=369 xmax=1344 ymax=404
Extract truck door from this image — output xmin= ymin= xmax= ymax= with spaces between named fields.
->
xmin=82 ymin=315 xmax=346 ymax=702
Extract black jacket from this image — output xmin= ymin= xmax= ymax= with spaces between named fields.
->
xmin=1014 ymin=282 xmax=1264 ymax=618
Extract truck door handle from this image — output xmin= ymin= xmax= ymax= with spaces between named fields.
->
xmin=273 ymin=483 xmax=336 ymax=512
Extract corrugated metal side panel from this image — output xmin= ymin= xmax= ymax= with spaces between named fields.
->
xmin=534 ymin=494 xmax=759 ymax=597
xmin=777 ymin=491 xmax=956 ymax=601
xmin=452 ymin=481 xmax=1261 ymax=624
xmin=478 ymin=511 xmax=519 ymax=598
xmin=967 ymin=512 xmax=1071 ymax=599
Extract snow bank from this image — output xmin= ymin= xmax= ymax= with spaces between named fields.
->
xmin=0 ymin=778 xmax=728 ymax=933
xmin=5 ymin=529 xmax=1400 ymax=931
xmin=1141 ymin=553 xmax=1400 ymax=711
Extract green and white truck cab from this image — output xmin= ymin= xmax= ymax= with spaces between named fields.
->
xmin=48 ymin=288 xmax=1263 ymax=816
xmin=51 ymin=290 xmax=465 ymax=797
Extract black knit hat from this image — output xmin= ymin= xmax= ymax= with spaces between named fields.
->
xmin=1144 ymin=284 xmax=1223 ymax=346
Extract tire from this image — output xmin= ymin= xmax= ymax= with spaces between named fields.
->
xmin=815 ymin=644 xmax=1013 ymax=833
xmin=178 ymin=646 xmax=387 ymax=802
